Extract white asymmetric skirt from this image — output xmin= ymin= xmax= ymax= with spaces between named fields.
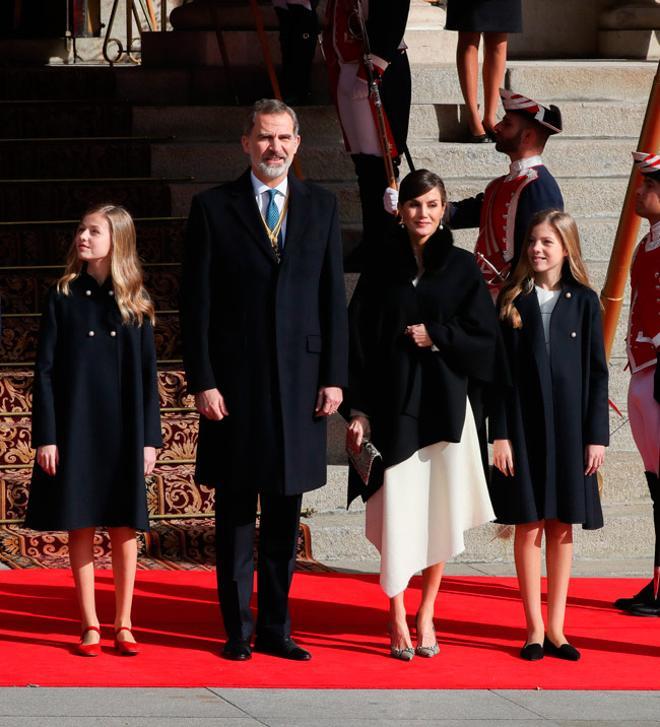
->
xmin=365 ymin=402 xmax=495 ymax=597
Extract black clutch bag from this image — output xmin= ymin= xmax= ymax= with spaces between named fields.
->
xmin=347 ymin=440 xmax=382 ymax=486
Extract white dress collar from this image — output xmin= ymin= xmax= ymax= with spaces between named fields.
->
xmin=505 ymin=155 xmax=544 ymax=181
xmin=250 ymin=171 xmax=288 ymax=199
xmin=646 ymin=220 xmax=660 ymax=251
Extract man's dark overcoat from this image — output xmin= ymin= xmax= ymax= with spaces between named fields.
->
xmin=489 ymin=280 xmax=609 ymax=529
xmin=180 ymin=169 xmax=348 ymax=496
xmin=26 ymin=272 xmax=162 ymax=531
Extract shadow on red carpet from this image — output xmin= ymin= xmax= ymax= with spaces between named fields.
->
xmin=0 ymin=570 xmax=658 ymax=689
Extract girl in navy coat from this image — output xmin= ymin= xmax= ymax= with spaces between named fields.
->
xmin=26 ymin=204 xmax=162 ymax=657
xmin=490 ymin=209 xmax=609 ymax=662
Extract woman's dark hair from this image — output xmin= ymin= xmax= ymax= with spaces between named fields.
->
xmin=398 ymin=169 xmax=447 ymax=207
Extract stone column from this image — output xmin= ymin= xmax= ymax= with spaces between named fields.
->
xmin=599 ymin=0 xmax=660 ymax=59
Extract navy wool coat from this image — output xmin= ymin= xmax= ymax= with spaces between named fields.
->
xmin=26 ymin=272 xmax=162 ymax=531
xmin=180 ymin=170 xmax=348 ymax=496
xmin=489 ymin=280 xmax=609 ymax=529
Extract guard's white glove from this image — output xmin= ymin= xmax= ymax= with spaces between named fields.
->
xmin=383 ymin=186 xmax=399 ymax=215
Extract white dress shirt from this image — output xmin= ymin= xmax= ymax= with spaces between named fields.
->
xmin=535 ymin=285 xmax=560 ymax=356
xmin=251 ymin=172 xmax=289 ymax=247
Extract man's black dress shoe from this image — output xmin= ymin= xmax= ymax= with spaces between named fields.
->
xmin=222 ymin=639 xmax=252 ymax=661
xmin=253 ymin=636 xmax=311 ymax=661
xmin=520 ymin=642 xmax=544 ymax=661
xmin=543 ymin=637 xmax=580 ymax=661
xmin=629 ymin=600 xmax=660 ymax=617
xmin=614 ymin=580 xmax=654 ymax=611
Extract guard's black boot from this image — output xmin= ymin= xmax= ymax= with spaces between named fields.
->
xmin=614 ymin=579 xmax=655 ymax=611
xmin=647 ymin=471 xmax=660 ymax=571
xmin=277 ymin=4 xmax=318 ymax=105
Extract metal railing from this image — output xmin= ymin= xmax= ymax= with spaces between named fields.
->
xmin=102 ymin=0 xmax=168 ymax=64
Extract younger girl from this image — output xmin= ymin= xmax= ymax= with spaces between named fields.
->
xmin=490 ymin=209 xmax=608 ymax=661
xmin=26 ymin=204 xmax=162 ymax=657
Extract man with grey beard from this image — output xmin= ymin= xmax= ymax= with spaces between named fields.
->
xmin=180 ymin=98 xmax=348 ymax=662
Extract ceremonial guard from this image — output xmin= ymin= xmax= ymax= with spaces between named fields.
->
xmin=273 ymin=0 xmax=319 ymax=104
xmin=448 ymin=89 xmax=564 ymax=298
xmin=322 ymin=0 xmax=411 ymax=260
xmin=614 ymin=151 xmax=660 ymax=617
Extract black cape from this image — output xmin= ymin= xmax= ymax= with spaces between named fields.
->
xmin=489 ymin=281 xmax=609 ymax=529
xmin=346 ymin=226 xmax=500 ymax=505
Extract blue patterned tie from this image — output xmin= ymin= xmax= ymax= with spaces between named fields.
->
xmin=265 ymin=189 xmax=283 ymax=256
xmin=265 ymin=189 xmax=279 ymax=230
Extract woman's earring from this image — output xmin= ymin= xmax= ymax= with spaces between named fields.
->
xmin=439 ymin=222 xmax=444 ymax=230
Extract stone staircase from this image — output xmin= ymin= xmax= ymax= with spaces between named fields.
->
xmin=0 ymin=68 xmax=311 ymax=569
xmin=0 ymin=54 xmax=656 ymax=569
xmin=304 ymin=59 xmax=658 ymax=567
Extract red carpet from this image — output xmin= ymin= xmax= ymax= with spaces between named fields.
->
xmin=1 ymin=569 xmax=658 ymax=689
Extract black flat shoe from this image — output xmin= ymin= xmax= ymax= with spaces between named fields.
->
xmin=467 ymin=133 xmax=493 ymax=144
xmin=254 ymin=636 xmax=311 ymax=661
xmin=614 ymin=580 xmax=655 ymax=611
xmin=222 ymin=639 xmax=252 ymax=661
xmin=543 ymin=637 xmax=580 ymax=661
xmin=520 ymin=642 xmax=544 ymax=661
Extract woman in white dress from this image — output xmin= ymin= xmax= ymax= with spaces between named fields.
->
xmin=346 ymin=170 xmax=498 ymax=660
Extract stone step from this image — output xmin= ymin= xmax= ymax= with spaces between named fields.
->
xmin=130 ymin=102 xmax=643 ymax=146
xmin=169 ymin=176 xmax=629 ymax=222
xmin=409 ymin=100 xmax=646 ymax=141
xmin=452 ymin=218 xmax=623 ymax=265
xmin=132 ymin=99 xmax=646 ymax=143
xmin=505 ymin=60 xmax=656 ymax=103
xmin=304 ymin=500 xmax=658 ymax=564
xmin=0 ymin=112 xmax=634 ymax=183
xmin=0 ymin=100 xmax=133 ymax=138
xmin=0 ymin=138 xmax=155 ymax=179
xmin=0 ymin=217 xmax=186 ymax=266
xmin=141 ymin=28 xmax=311 ymax=68
xmin=411 ymin=61 xmax=656 ymax=105
xmin=113 ymin=65 xmax=286 ymax=104
xmin=0 ymin=65 xmax=272 ymax=105
xmin=133 ymin=104 xmax=346 ymax=141
xmin=0 ymin=60 xmax=653 ymax=107
xmin=0 ymin=178 xmax=174 ymax=221
xmin=0 ymin=67 xmax=119 ymax=101
xmin=147 ymin=137 xmax=637 ymax=184
xmin=0 ymin=264 xmax=181 ymax=314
